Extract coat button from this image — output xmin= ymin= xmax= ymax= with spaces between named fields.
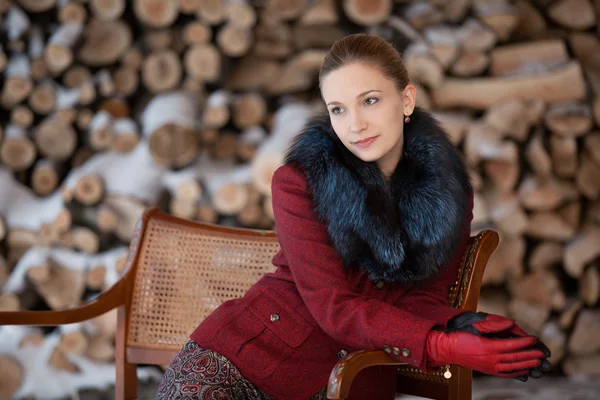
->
xmin=374 ymin=280 xmax=385 ymax=289
xmin=269 ymin=313 xmax=280 ymax=322
xmin=402 ymin=348 xmax=411 ymax=358
xmin=383 ymin=345 xmax=392 ymax=354
xmin=392 ymin=347 xmax=400 ymax=356
xmin=337 ymin=349 xmax=348 ymax=359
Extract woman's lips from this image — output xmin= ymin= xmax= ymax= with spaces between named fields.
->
xmin=353 ymin=136 xmax=378 ymax=148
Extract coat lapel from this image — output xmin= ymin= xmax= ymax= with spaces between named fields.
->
xmin=283 ymin=107 xmax=473 ymax=284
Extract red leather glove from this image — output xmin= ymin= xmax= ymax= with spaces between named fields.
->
xmin=446 ymin=312 xmax=552 ymax=381
xmin=425 ymin=329 xmax=546 ymax=379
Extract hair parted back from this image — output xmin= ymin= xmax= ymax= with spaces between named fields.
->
xmin=319 ymin=33 xmax=410 ymax=92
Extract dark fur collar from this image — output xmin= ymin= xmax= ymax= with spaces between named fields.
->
xmin=283 ymin=107 xmax=473 ymax=284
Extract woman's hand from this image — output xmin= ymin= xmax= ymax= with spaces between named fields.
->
xmin=425 ymin=328 xmax=546 ymax=379
xmin=445 ymin=312 xmax=552 ymax=381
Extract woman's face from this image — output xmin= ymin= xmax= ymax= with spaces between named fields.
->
xmin=320 ymin=62 xmax=416 ymax=177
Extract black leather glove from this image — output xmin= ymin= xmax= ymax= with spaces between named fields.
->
xmin=447 ymin=312 xmax=552 ymax=382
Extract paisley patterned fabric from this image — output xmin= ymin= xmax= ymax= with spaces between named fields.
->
xmin=155 ymin=340 xmax=326 ymax=400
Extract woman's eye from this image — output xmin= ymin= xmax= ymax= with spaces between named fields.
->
xmin=365 ymin=97 xmax=378 ymax=105
xmin=331 ymin=107 xmax=343 ymax=115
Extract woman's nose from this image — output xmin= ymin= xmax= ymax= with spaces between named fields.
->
xmin=349 ymin=113 xmax=367 ymax=132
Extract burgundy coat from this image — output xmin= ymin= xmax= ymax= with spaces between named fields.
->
xmin=191 ymin=108 xmax=474 ymax=399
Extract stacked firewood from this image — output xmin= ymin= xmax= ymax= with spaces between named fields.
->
xmin=0 ymin=0 xmax=599 ymax=398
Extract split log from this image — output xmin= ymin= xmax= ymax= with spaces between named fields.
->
xmin=558 ymin=201 xmax=581 ymax=229
xmin=78 ymin=19 xmax=132 ymax=67
xmin=402 ymin=1 xmax=443 ymax=30
xmin=508 ymin=270 xmax=566 ymax=311
xmin=483 ymin=99 xmax=534 ymax=141
xmin=403 ymin=43 xmax=444 ymax=88
xmin=31 ymin=159 xmax=62 ymax=196
xmin=547 ymin=0 xmax=596 ymax=31
xmin=490 ymin=39 xmax=569 ymax=77
xmin=29 ymin=81 xmax=57 ymax=115
xmin=182 ymin=22 xmax=212 ymax=45
xmin=473 ymin=0 xmax=520 ymax=41
xmin=225 ymin=56 xmax=281 ymax=90
xmin=251 ymin=103 xmax=314 ymax=195
xmin=559 ymin=298 xmax=583 ymax=329
xmin=141 ymin=91 xmax=200 ymax=168
xmin=576 ymin=152 xmax=600 ymax=199
xmin=484 ymin=161 xmax=519 ymax=193
xmin=1 ymin=54 xmax=33 ymax=108
xmin=512 ymin=0 xmax=548 ymax=40
xmin=90 ymin=0 xmax=125 ymax=21
xmin=59 ymin=330 xmax=88 ymax=355
xmin=508 ymin=298 xmax=551 ymax=334
xmin=484 ymin=191 xmax=528 ymax=237
xmin=266 ymin=0 xmax=306 ymax=21
xmin=34 ymin=116 xmax=77 ymax=162
xmin=184 ymin=43 xmax=221 ymax=83
xmin=202 ymin=90 xmax=231 ymax=130
xmin=265 ymin=50 xmax=326 ymax=94
xmin=564 ymin=225 xmax=600 ymax=278
xmin=423 ymin=26 xmax=459 ymax=69
xmin=484 ymin=234 xmax=525 ymax=284
xmin=580 ymin=264 xmax=600 ymax=306
xmin=112 ymin=118 xmax=140 ymax=153
xmin=113 ymin=66 xmax=139 ymax=97
xmin=568 ymin=309 xmax=600 ymax=355
xmin=539 ymin=321 xmax=567 ymax=364
xmin=544 ymin=102 xmax=593 ymax=137
xmin=432 ymin=61 xmax=587 ymax=109
xmin=0 ymin=124 xmax=37 ymax=172
xmin=134 ymin=0 xmax=179 ymax=27
xmin=529 ymin=241 xmax=563 ymax=271
xmin=463 ymin=123 xmax=518 ymax=166
xmin=525 ymin=211 xmax=576 ymax=240
xmin=196 ymin=0 xmax=226 ymax=25
xmin=232 ymin=93 xmax=268 ymax=129
xmin=550 ymin=135 xmax=578 ymax=179
xmin=44 ymin=23 xmax=83 ymax=74
xmin=142 ymin=50 xmax=183 ymax=93
xmin=74 ymin=175 xmax=105 ymax=206
xmin=299 ymin=0 xmax=338 ymax=25
xmin=236 ymin=126 xmax=267 ymax=162
xmin=525 ymin=128 xmax=552 ymax=178
xmin=0 ymin=355 xmax=23 ymax=400
xmin=11 ymin=105 xmax=34 ymax=128
xmin=59 ymin=2 xmax=87 ymax=24
xmin=450 ymin=50 xmax=489 ymax=77
xmin=217 ymin=23 xmax=253 ymax=57
xmin=518 ymin=175 xmax=578 ymax=211
xmin=200 ymin=159 xmax=251 ymax=216
xmin=456 ymin=18 xmax=497 ymax=52
xmin=584 ymin=132 xmax=600 ymax=166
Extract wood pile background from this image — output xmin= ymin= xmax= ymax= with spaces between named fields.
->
xmin=0 ymin=0 xmax=599 ymax=398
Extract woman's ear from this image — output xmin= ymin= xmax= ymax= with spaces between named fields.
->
xmin=402 ymin=84 xmax=417 ymax=115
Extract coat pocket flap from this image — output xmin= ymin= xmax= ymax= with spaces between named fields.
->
xmin=246 ymin=290 xmax=313 ymax=348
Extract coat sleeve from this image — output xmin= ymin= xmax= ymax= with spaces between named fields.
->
xmin=270 ymin=164 xmax=469 ymax=370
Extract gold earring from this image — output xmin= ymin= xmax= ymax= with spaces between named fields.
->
xmin=404 ymin=115 xmax=410 ymax=123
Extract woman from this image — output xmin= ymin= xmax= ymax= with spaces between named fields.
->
xmin=156 ymin=33 xmax=550 ymax=400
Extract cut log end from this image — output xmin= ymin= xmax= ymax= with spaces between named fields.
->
xmin=74 ymin=175 xmax=105 ymax=206
xmin=0 ymin=355 xmax=24 ymax=399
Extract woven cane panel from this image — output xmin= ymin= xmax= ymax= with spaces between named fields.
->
xmin=127 ymin=219 xmax=280 ymax=350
